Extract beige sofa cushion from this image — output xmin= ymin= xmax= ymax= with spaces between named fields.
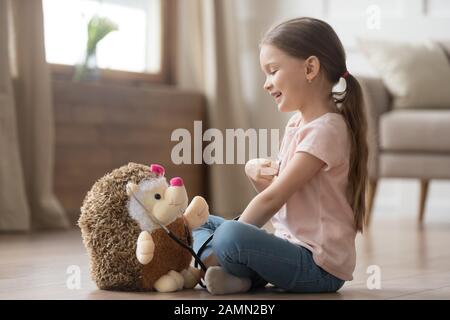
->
xmin=379 ymin=110 xmax=450 ymax=152
xmin=379 ymin=154 xmax=450 ymax=179
xmin=358 ymin=38 xmax=450 ymax=109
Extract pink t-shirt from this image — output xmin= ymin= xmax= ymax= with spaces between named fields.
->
xmin=270 ymin=111 xmax=356 ymax=281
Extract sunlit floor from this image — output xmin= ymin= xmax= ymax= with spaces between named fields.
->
xmin=1 ymin=180 xmax=450 ymax=300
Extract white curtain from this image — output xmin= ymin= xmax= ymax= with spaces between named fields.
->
xmin=176 ymin=0 xmax=255 ymax=218
xmin=0 ymin=0 xmax=68 ymax=231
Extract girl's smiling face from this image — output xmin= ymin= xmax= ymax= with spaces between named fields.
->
xmin=260 ymin=44 xmax=310 ymax=112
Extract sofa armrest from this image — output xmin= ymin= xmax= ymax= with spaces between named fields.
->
xmin=356 ymin=76 xmax=392 ymax=179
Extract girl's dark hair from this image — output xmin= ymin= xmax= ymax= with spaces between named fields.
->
xmin=261 ymin=17 xmax=369 ymax=233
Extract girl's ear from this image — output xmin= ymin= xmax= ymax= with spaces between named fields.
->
xmin=304 ymin=56 xmax=320 ymax=81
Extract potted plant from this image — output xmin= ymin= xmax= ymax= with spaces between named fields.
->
xmin=73 ymin=15 xmax=118 ymax=81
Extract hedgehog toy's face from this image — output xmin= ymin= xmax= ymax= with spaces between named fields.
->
xmin=127 ymin=164 xmax=189 ymax=231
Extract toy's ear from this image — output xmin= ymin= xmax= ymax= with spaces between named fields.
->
xmin=126 ymin=182 xmax=139 ymax=196
xmin=150 ymin=164 xmax=165 ymax=177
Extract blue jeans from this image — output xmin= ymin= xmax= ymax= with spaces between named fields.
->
xmin=193 ymin=215 xmax=345 ymax=293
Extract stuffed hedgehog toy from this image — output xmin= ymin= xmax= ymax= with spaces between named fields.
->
xmin=78 ymin=162 xmax=209 ymax=292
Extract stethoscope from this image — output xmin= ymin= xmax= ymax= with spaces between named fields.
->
xmin=128 ymin=160 xmax=279 ymax=286
xmin=130 ymin=191 xmax=209 ymax=272
xmin=129 ymin=190 xmax=240 ymax=287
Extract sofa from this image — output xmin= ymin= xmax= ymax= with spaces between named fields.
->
xmin=358 ymin=74 xmax=450 ymax=225
xmin=355 ymin=38 xmax=450 ymax=226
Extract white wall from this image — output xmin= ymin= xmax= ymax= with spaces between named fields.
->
xmin=235 ymin=0 xmax=450 ymax=87
xmin=233 ymin=0 xmax=450 ymax=222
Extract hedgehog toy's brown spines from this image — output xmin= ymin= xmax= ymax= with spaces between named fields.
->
xmin=79 ymin=162 xmax=151 ymax=290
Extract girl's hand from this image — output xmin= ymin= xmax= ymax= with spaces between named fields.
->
xmin=245 ymin=158 xmax=279 ymax=193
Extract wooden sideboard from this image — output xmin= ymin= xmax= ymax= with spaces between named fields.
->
xmin=52 ymin=79 xmax=207 ymax=223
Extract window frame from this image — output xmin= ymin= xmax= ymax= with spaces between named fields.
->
xmin=48 ymin=0 xmax=177 ymax=86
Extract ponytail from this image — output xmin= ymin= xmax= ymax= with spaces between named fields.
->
xmin=335 ymin=74 xmax=369 ymax=233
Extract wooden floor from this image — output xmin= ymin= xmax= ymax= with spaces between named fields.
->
xmin=1 ymin=217 xmax=450 ymax=300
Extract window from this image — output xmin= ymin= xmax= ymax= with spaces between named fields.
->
xmin=43 ymin=0 xmax=175 ymax=84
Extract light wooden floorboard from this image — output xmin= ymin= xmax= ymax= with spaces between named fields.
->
xmin=1 ymin=218 xmax=450 ymax=300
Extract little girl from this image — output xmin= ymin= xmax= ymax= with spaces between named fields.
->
xmin=193 ymin=17 xmax=368 ymax=295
